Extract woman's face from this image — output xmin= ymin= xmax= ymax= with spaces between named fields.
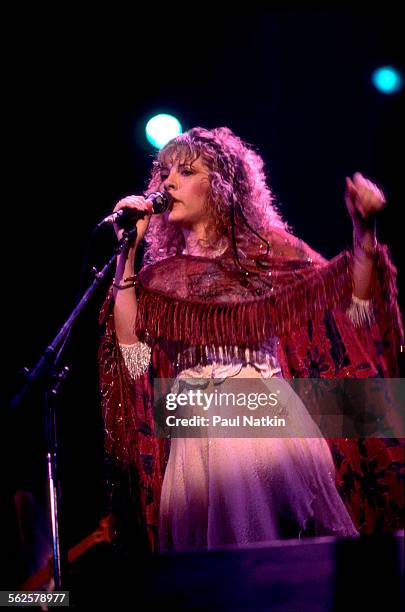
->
xmin=158 ymin=155 xmax=211 ymax=229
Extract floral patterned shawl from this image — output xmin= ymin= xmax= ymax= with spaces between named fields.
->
xmin=98 ymin=228 xmax=404 ymax=552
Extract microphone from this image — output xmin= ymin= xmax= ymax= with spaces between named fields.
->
xmin=96 ymin=191 xmax=170 ymax=230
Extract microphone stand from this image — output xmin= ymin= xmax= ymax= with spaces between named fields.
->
xmin=10 ymin=228 xmax=137 ymax=590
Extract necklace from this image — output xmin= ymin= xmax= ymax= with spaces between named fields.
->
xmin=182 ymin=238 xmax=228 ymax=258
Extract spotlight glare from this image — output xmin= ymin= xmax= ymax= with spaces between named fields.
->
xmin=371 ymin=66 xmax=403 ymax=94
xmin=145 ymin=114 xmax=182 ymax=149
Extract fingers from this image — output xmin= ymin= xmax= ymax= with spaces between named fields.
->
xmin=346 ymin=172 xmax=386 ymax=224
xmin=345 ymin=176 xmax=356 ymax=197
xmin=113 ymin=195 xmax=153 ymax=214
xmin=344 ymin=176 xmax=359 ymax=217
xmin=352 ymin=172 xmax=386 ymax=203
xmin=112 ymin=195 xmax=153 ymax=240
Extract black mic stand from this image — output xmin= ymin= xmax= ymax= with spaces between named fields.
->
xmin=10 ymin=228 xmax=137 ymax=590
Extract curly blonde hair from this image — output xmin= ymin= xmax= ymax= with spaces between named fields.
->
xmin=143 ymin=126 xmax=287 ymax=265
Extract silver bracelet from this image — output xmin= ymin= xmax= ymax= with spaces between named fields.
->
xmin=119 ymin=341 xmax=151 ymax=379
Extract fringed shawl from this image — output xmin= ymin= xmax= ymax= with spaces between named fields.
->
xmin=98 ymin=228 xmax=404 ymax=551
xmin=135 ymin=228 xmax=403 ymax=368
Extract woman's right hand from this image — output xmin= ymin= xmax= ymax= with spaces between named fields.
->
xmin=112 ymin=195 xmax=154 ymax=243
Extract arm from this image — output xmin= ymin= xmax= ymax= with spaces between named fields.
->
xmin=112 ymin=195 xmax=153 ymax=344
xmin=345 ymin=172 xmax=386 ymax=300
xmin=113 ymin=244 xmax=139 ymax=344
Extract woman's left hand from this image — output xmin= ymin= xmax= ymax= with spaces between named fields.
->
xmin=345 ymin=172 xmax=386 ymax=233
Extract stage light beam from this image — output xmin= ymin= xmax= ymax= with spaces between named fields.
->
xmin=145 ymin=114 xmax=182 ymax=149
xmin=371 ymin=66 xmax=403 ymax=94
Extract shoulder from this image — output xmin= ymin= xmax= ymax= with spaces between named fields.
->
xmin=244 ymin=227 xmax=327 ymax=266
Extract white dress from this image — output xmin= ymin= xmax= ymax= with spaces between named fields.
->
xmin=158 ymin=342 xmax=359 ymax=552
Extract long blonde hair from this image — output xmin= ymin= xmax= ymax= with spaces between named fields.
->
xmin=143 ymin=126 xmax=287 ymax=266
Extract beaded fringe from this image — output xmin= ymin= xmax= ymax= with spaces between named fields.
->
xmin=136 ymin=250 xmax=354 ymax=345
xmin=346 ymin=295 xmax=375 ymax=328
xmin=135 ymin=245 xmax=403 ymax=347
xmin=98 ymin=244 xmax=403 ymax=353
xmin=174 ymin=340 xmax=280 ymax=372
xmin=119 ymin=342 xmax=152 ymax=379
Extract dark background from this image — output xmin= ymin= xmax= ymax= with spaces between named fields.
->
xmin=2 ymin=6 xmax=404 ymax=586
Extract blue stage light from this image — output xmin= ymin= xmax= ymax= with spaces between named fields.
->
xmin=371 ymin=66 xmax=403 ymax=94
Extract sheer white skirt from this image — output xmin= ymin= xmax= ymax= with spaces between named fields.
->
xmin=159 ymin=365 xmax=359 ymax=552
